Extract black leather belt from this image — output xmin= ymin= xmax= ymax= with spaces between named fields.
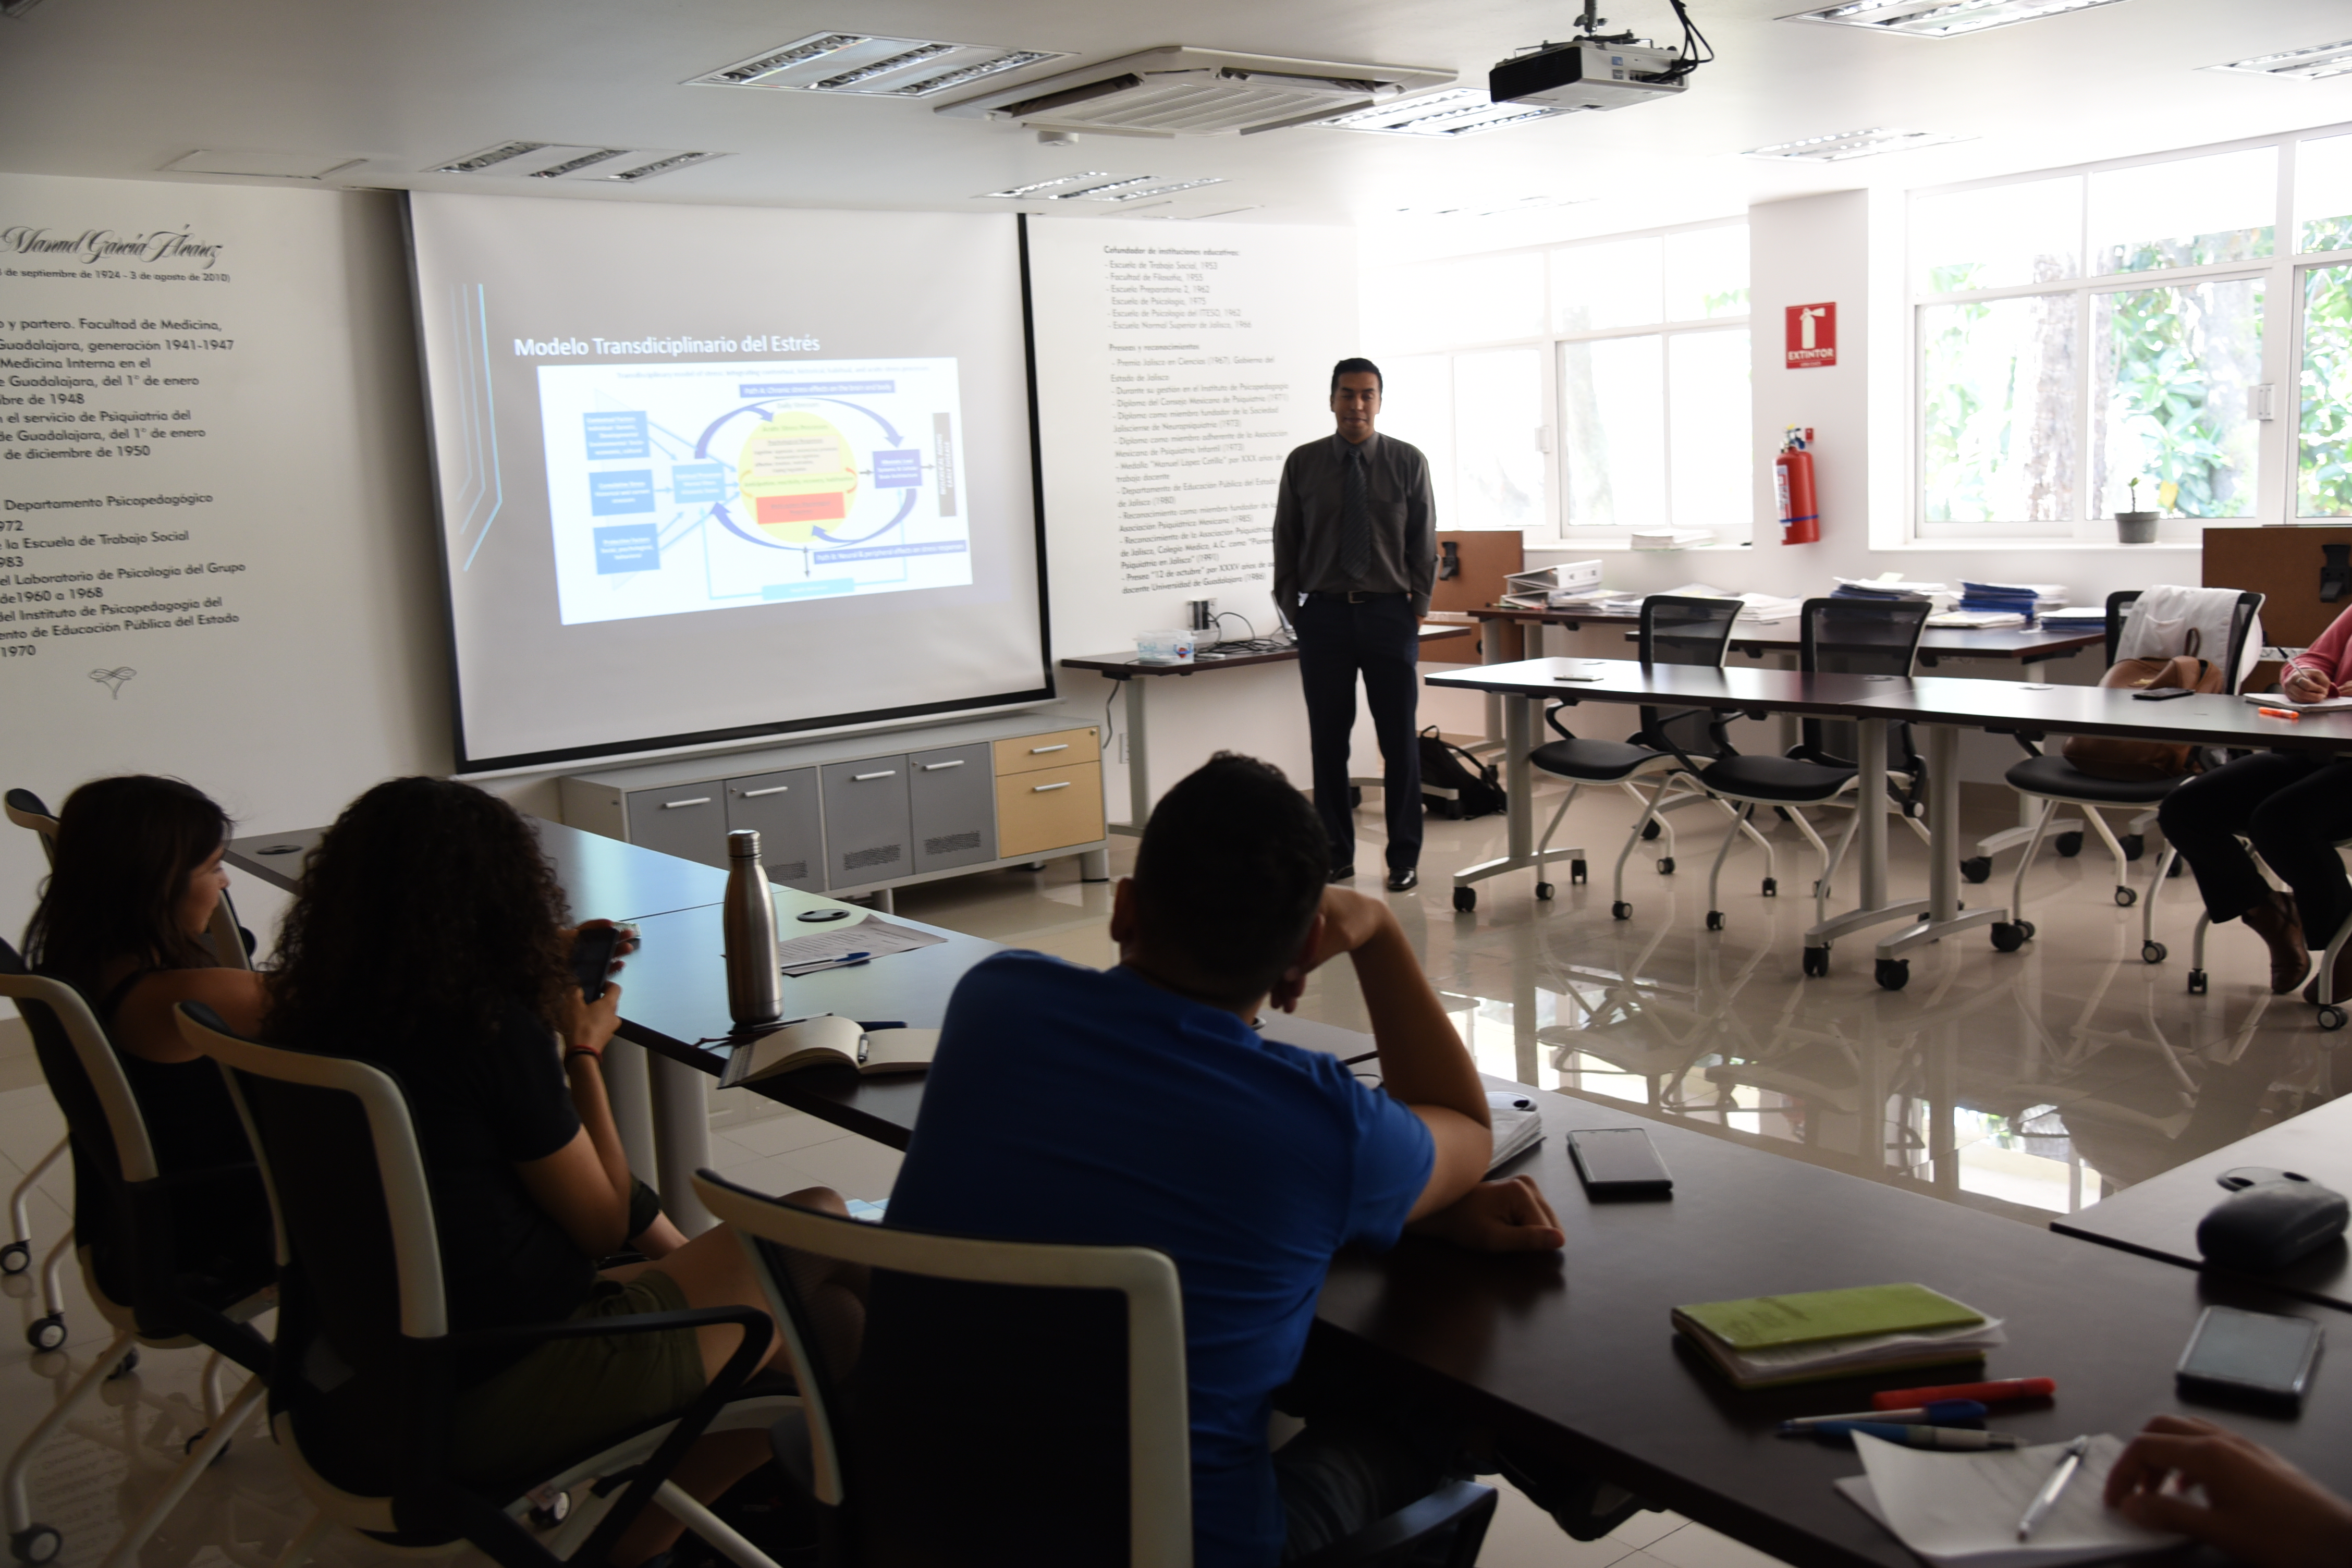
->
xmin=1307 ymin=591 xmax=1403 ymax=604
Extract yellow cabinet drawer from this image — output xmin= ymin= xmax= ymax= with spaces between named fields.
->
xmin=994 ymin=727 xmax=1100 ymax=777
xmin=996 ymin=762 xmax=1106 ymax=858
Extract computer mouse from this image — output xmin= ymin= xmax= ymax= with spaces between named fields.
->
xmin=2196 ymin=1167 xmax=2350 ymax=1273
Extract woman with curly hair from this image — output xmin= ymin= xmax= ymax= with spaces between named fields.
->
xmin=21 ymin=775 xmax=272 ymax=1280
xmin=267 ymin=777 xmax=856 ymax=1565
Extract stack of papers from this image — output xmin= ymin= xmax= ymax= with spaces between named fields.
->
xmin=1487 ymin=1090 xmax=1544 ymax=1173
xmin=1734 ymin=594 xmax=1806 ymax=623
xmin=1631 ymin=528 xmax=1714 ymax=550
xmin=1553 ymin=591 xmax=1646 ymax=616
xmin=1672 ymin=1283 xmax=2006 ymax=1389
xmin=1928 ymin=610 xmax=2030 ymax=630
xmin=774 ymin=916 xmax=947 ymax=976
xmin=1839 ymin=1432 xmax=2179 ymax=1567
xmin=1833 ymin=574 xmax=1958 ymax=612
xmin=1960 ymin=581 xmax=2069 ymax=620
xmin=1502 ymin=567 xmax=1560 ymax=609
xmin=2040 ymin=605 xmax=2108 ymax=625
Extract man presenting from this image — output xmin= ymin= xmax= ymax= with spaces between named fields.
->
xmin=1272 ymin=358 xmax=1437 ymax=892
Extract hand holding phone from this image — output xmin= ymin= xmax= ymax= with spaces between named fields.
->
xmin=571 ymin=924 xmax=623 ymax=1002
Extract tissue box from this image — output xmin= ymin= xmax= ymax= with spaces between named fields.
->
xmin=1135 ymin=629 xmax=1195 ymax=665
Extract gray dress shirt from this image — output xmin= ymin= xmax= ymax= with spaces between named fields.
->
xmin=1270 ymin=432 xmax=1438 ymax=616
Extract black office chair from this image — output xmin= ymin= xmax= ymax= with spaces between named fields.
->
xmin=0 ymin=940 xmax=275 ymax=1568
xmin=1989 ymin=589 xmax=2263 ymax=961
xmin=1686 ymin=597 xmax=1932 ymax=939
xmin=694 ymin=1170 xmax=1499 ymax=1568
xmin=2 ymin=790 xmax=69 ymax=1292
xmin=1525 ymin=595 xmax=1760 ymax=918
xmin=175 ymin=1004 xmax=801 ymax=1568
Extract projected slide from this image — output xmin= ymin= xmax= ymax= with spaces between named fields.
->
xmin=537 ymin=357 xmax=970 ymax=627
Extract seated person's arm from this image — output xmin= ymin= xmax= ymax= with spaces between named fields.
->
xmin=2104 ymin=1415 xmax=2352 ymax=1568
xmin=115 ymin=969 xmax=268 ymax=1063
xmin=516 ymin=981 xmax=634 ymax=1258
xmin=2283 ymin=604 xmax=2352 ymax=701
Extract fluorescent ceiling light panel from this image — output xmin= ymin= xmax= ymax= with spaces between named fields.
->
xmin=432 ymin=141 xmax=549 ymax=174
xmin=2211 ymin=38 xmax=2352 ymax=79
xmin=1100 ymin=178 xmax=1226 ymax=202
xmin=1050 ymin=175 xmax=1158 ymax=199
xmin=427 ymin=144 xmax=726 ymax=181
xmin=164 ymin=151 xmax=368 ymax=179
xmin=1783 ymin=0 xmax=2129 ymax=36
xmin=976 ymin=172 xmax=1113 ymax=198
xmin=1321 ymin=87 xmax=1569 ymax=137
xmin=690 ymin=34 xmax=1067 ymax=97
xmin=1744 ymin=127 xmax=1970 ymax=161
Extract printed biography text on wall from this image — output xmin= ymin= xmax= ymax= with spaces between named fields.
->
xmin=0 ymin=226 xmax=246 ymax=685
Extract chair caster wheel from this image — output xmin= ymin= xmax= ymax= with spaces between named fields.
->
xmin=529 ymin=1491 xmax=573 ymax=1530
xmin=1642 ymin=819 xmax=1662 ymax=840
xmin=2122 ymin=834 xmax=2145 ymax=861
xmin=2114 ymin=885 xmax=2137 ymax=908
xmin=0 ymin=1242 xmax=25 ymax=1276
xmin=1611 ymin=901 xmax=1632 ymax=921
xmin=1761 ymin=877 xmax=1777 ymax=897
xmin=1991 ymin=922 xmax=2026 ymax=953
xmin=2142 ymin=940 xmax=2167 ymax=964
xmin=2188 ymin=970 xmax=2209 ymax=995
xmin=1657 ymin=856 xmax=1675 ymax=875
xmin=108 ymin=1349 xmax=138 ymax=1380
xmin=1536 ymin=882 xmax=1554 ymax=901
xmin=2016 ymin=921 xmax=2035 ymax=940
xmin=1570 ymin=859 xmax=1587 ymax=884
xmin=181 ymin=1427 xmax=228 ymax=1463
xmin=25 ymin=1314 xmax=64 ymax=1352
xmin=1961 ymin=856 xmax=1992 ymax=884
xmin=1706 ymin=910 xmax=1724 ymax=932
xmin=11 ymin=1524 xmax=60 ymax=1564
xmin=1773 ymin=806 xmax=1793 ymax=823
xmin=1349 ymin=786 xmax=1363 ymax=808
xmin=2167 ymin=857 xmax=2184 ymax=877
xmin=2055 ymin=831 xmax=2084 ymax=857
xmin=1875 ymin=958 xmax=1910 ymax=991
xmin=1802 ymin=947 xmax=1829 ymax=977
xmin=2323 ymin=1006 xmax=2348 ymax=1032
xmin=1452 ymin=887 xmax=1476 ymax=913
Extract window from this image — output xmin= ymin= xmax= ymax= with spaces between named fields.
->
xmin=1912 ymin=122 xmax=2352 ymax=541
xmin=1363 ymin=220 xmax=1751 ymax=541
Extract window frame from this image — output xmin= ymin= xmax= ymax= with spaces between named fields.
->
xmin=1908 ymin=119 xmax=2352 ymax=546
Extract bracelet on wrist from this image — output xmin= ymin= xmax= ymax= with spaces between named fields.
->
xmin=565 ymin=1048 xmax=602 ymax=1065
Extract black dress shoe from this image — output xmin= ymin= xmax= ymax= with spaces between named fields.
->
xmin=1328 ymin=864 xmax=1356 ymax=883
xmin=1386 ymin=866 xmax=1419 ymax=892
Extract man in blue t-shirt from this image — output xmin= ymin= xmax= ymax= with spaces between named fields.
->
xmin=887 ymin=753 xmax=1573 ymax=1566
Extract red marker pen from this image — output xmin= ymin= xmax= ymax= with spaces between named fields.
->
xmin=1871 ymin=1377 xmax=2055 ymax=1410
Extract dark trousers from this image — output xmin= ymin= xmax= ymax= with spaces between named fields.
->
xmin=2157 ymin=750 xmax=2352 ymax=941
xmin=1295 ymin=594 xmax=1423 ymax=872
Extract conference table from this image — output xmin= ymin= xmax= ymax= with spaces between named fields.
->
xmin=1059 ymin=622 xmax=1475 ymax=836
xmin=1467 ymin=604 xmax=2106 ymax=667
xmin=1428 ymin=657 xmax=2352 ymax=989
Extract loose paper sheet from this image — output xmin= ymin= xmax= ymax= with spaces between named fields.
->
xmin=1836 ymin=1432 xmax=2178 ymax=1568
xmin=774 ymin=915 xmax=946 ymax=974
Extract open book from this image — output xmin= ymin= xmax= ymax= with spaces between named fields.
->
xmin=2245 ymin=690 xmax=2352 ymax=712
xmin=718 ymin=1014 xmax=940 ymax=1088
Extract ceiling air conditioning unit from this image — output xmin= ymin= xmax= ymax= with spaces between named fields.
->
xmin=934 ymin=45 xmax=1453 ymax=137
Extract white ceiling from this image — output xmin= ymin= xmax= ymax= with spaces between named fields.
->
xmin=3 ymin=0 xmax=2350 ymax=260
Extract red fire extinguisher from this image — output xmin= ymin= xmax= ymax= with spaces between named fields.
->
xmin=1775 ymin=426 xmax=1819 ymax=546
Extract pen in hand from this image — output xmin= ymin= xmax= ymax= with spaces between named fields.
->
xmin=2017 ymin=1435 xmax=2090 ymax=1541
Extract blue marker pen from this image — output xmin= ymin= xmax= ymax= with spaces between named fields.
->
xmin=1806 ymin=1423 xmax=2023 ymax=1450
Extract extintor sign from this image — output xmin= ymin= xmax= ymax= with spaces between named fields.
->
xmin=1785 ymin=302 xmax=1836 ymax=369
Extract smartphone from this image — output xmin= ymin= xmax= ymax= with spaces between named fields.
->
xmin=1565 ymin=1127 xmax=1673 ymax=1195
xmin=2176 ymin=1305 xmax=2322 ymax=1406
xmin=2133 ymin=686 xmax=2196 ymax=701
xmin=571 ymin=924 xmax=622 ymax=1003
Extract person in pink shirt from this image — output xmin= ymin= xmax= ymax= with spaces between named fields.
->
xmin=2157 ymin=604 xmax=2352 ymax=1000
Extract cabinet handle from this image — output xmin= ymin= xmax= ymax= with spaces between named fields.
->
xmin=852 ymin=770 xmax=897 ymax=782
xmin=1028 ymin=743 xmax=1070 ymax=754
xmin=1032 ymin=781 xmax=1072 ymax=793
xmin=661 ymin=797 xmax=712 ymax=809
xmin=739 ymin=786 xmax=789 ymax=798
xmin=920 ymin=760 xmax=965 ymax=771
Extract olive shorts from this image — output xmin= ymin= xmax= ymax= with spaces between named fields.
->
xmin=449 ymin=1270 xmax=706 ymax=1485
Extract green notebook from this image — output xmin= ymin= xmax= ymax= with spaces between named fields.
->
xmin=1672 ymin=1284 xmax=1985 ymax=1351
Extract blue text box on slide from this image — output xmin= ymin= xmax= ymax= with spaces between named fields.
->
xmin=763 ymin=579 xmax=855 ymax=601
xmin=814 ymin=540 xmax=969 ymax=566
xmin=671 ymin=462 xmax=727 ymax=504
xmin=872 ymin=449 xmax=923 ymax=489
xmin=589 ymin=470 xmax=655 ymax=516
xmin=594 ymin=523 xmax=661 ymax=574
xmin=583 ymin=411 xmax=648 ymax=460
xmin=738 ymin=381 xmax=896 ymax=397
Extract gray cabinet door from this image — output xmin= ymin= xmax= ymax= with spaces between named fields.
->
xmin=624 ymin=783 xmax=727 ymax=868
xmin=907 ymin=744 xmax=996 ymax=874
xmin=724 ymin=768 xmax=823 ymax=892
xmin=819 ymin=756 xmax=912 ymax=890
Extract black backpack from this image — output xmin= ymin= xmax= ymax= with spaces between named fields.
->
xmin=1416 ymin=727 xmax=1508 ymax=819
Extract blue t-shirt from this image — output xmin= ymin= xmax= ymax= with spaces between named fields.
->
xmin=886 ymin=952 xmax=1434 ymax=1568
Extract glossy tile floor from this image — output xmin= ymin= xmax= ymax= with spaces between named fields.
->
xmin=0 ymin=773 xmax=2337 ymax=1568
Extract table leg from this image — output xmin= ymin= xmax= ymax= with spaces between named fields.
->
xmin=1447 ymin=690 xmax=1576 ymax=910
xmin=604 ymin=1036 xmax=658 ymax=1186
xmin=1474 ymin=617 xmax=1505 ymax=756
xmin=1875 ymin=722 xmax=2007 ymax=983
xmin=650 ymin=1052 xmax=717 ymax=1235
xmin=1112 ymin=677 xmax=1148 ymax=838
xmin=1803 ymin=717 xmax=1927 ymax=967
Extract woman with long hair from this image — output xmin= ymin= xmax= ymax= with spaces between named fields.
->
xmin=267 ymin=777 xmax=858 ymax=1565
xmin=21 ymin=775 xmax=272 ymax=1279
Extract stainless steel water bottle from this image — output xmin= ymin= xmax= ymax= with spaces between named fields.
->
xmin=722 ymin=829 xmax=782 ymax=1026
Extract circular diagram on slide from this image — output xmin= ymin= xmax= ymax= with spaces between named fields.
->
xmin=737 ymin=410 xmax=859 ymax=545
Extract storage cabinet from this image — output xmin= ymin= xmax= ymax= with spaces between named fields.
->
xmin=723 ymin=768 xmax=822 ymax=892
xmin=997 ymin=762 xmax=1106 ymax=858
xmin=820 ymin=758 xmax=913 ymax=890
xmin=623 ymin=785 xmax=727 ymax=868
xmin=908 ymin=744 xmax=996 ymax=874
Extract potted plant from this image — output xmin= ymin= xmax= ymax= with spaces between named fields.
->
xmin=2116 ymin=477 xmax=2161 ymax=545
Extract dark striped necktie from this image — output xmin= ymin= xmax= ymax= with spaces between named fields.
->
xmin=1339 ymin=444 xmax=1371 ymax=582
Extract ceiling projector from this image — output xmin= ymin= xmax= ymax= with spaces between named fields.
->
xmin=1488 ymin=38 xmax=1688 ymax=111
